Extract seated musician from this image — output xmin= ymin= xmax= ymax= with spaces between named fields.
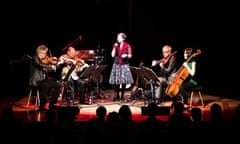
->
xmin=178 ymin=48 xmax=199 ymax=107
xmin=29 ymin=44 xmax=61 ymax=111
xmin=57 ymin=46 xmax=89 ymax=104
xmin=151 ymin=44 xmax=177 ymax=104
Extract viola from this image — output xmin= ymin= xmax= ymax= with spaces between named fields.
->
xmin=41 ymin=56 xmax=58 ymax=64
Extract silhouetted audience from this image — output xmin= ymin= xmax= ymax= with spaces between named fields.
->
xmin=87 ymin=105 xmax=107 ymax=133
xmin=118 ymin=105 xmax=137 ymax=142
xmin=141 ymin=102 xmax=166 ymax=133
xmin=189 ymin=107 xmax=206 ymax=140
xmin=206 ymin=103 xmax=229 ymax=141
xmin=105 ymin=111 xmax=121 ymax=132
xmin=167 ymin=101 xmax=192 ymax=140
xmin=54 ymin=107 xmax=81 ymax=143
xmin=118 ymin=105 xmax=136 ymax=132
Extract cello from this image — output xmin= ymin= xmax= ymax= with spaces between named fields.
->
xmin=165 ymin=49 xmax=201 ymax=98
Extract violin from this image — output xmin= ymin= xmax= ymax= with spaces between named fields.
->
xmin=151 ymin=56 xmax=170 ymax=67
xmin=73 ymin=56 xmax=85 ymax=66
xmin=60 ymin=56 xmax=85 ymax=67
xmin=42 ymin=56 xmax=58 ymax=64
xmin=161 ymin=55 xmax=171 ymax=65
xmin=151 ymin=51 xmax=177 ymax=67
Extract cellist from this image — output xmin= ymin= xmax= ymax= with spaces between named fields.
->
xmin=151 ymin=44 xmax=177 ymax=104
xmin=178 ymin=48 xmax=198 ymax=108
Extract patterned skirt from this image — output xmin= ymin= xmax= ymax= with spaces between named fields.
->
xmin=109 ymin=63 xmax=134 ymax=85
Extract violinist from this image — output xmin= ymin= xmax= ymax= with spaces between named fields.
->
xmin=57 ymin=46 xmax=89 ymax=104
xmin=151 ymin=44 xmax=177 ymax=104
xmin=29 ymin=44 xmax=61 ymax=111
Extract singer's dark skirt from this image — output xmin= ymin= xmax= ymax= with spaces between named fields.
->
xmin=109 ymin=63 xmax=134 ymax=85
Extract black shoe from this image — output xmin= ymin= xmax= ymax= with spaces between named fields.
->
xmin=80 ymin=100 xmax=85 ymax=104
xmin=113 ymin=95 xmax=120 ymax=101
xmin=48 ymin=104 xmax=55 ymax=110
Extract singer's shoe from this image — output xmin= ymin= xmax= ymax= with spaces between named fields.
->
xmin=113 ymin=95 xmax=120 ymax=101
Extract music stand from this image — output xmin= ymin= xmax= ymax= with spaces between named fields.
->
xmin=91 ymin=65 xmax=107 ymax=99
xmin=80 ymin=65 xmax=107 ymax=104
xmin=140 ymin=66 xmax=160 ymax=106
xmin=130 ymin=66 xmax=145 ymax=80
xmin=91 ymin=65 xmax=107 ymax=77
xmin=140 ymin=66 xmax=160 ymax=82
xmin=58 ymin=64 xmax=77 ymax=105
xmin=128 ymin=66 xmax=145 ymax=106
xmin=80 ymin=65 xmax=96 ymax=78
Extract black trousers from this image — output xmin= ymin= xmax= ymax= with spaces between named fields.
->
xmin=38 ymin=79 xmax=61 ymax=109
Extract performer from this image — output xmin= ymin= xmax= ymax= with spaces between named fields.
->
xmin=151 ymin=44 xmax=177 ymax=104
xmin=29 ymin=44 xmax=61 ymax=111
xmin=109 ymin=32 xmax=134 ymax=101
xmin=178 ymin=48 xmax=199 ymax=107
xmin=57 ymin=46 xmax=89 ymax=104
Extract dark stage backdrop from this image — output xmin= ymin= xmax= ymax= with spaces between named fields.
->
xmin=4 ymin=1 xmax=233 ymax=100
